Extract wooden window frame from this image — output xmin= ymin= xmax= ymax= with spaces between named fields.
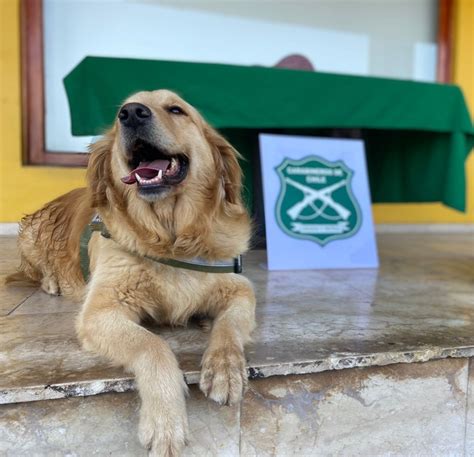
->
xmin=21 ymin=0 xmax=455 ymax=167
xmin=21 ymin=0 xmax=88 ymax=166
xmin=436 ymin=0 xmax=455 ymax=83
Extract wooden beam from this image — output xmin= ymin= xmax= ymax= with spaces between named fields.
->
xmin=437 ymin=0 xmax=455 ymax=83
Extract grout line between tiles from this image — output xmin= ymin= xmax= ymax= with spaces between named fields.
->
xmin=6 ymin=288 xmax=39 ymax=316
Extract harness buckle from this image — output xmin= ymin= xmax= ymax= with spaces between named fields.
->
xmin=234 ymin=255 xmax=243 ymax=274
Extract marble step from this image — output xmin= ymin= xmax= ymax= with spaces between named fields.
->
xmin=2 ymin=233 xmax=474 ymax=455
xmin=2 ymin=234 xmax=474 ymax=405
xmin=1 ymin=358 xmax=473 ymax=456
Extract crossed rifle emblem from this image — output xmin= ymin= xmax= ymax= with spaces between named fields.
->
xmin=285 ymin=177 xmax=351 ymax=221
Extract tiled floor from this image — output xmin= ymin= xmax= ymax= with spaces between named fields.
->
xmin=1 ymin=233 xmax=474 ymax=404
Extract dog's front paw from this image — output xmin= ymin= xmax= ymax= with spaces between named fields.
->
xmin=200 ymin=344 xmax=247 ymax=405
xmin=138 ymin=400 xmax=188 ymax=457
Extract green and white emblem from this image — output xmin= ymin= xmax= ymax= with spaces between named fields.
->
xmin=275 ymin=155 xmax=362 ymax=246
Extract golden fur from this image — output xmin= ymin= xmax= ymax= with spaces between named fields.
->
xmin=11 ymin=90 xmax=256 ymax=456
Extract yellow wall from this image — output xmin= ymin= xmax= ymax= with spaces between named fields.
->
xmin=0 ymin=0 xmax=86 ymax=223
xmin=0 ymin=0 xmax=473 ymax=223
xmin=373 ymin=0 xmax=474 ymax=223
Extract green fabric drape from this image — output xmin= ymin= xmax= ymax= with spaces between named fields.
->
xmin=64 ymin=56 xmax=474 ymax=211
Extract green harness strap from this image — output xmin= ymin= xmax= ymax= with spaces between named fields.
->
xmin=79 ymin=216 xmax=243 ymax=281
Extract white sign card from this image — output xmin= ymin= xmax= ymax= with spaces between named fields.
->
xmin=259 ymin=134 xmax=379 ymax=270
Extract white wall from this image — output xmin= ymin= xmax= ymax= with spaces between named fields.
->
xmin=149 ymin=0 xmax=438 ymax=80
xmin=44 ymin=0 xmax=369 ymax=152
xmin=44 ymin=0 xmax=437 ymax=153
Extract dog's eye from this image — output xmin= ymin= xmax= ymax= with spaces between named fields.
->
xmin=167 ymin=106 xmax=186 ymax=115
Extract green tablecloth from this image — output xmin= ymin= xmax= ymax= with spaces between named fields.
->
xmin=64 ymin=57 xmax=474 ymax=211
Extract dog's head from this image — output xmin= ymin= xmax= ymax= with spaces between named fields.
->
xmin=88 ymin=90 xmax=243 ymax=209
xmin=87 ymin=90 xmax=249 ymax=256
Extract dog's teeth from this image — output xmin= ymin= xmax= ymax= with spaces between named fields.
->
xmin=167 ymin=158 xmax=178 ymax=175
xmin=135 ymin=171 xmax=164 ymax=186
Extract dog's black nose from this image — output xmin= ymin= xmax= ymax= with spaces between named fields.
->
xmin=118 ymin=103 xmax=151 ymax=128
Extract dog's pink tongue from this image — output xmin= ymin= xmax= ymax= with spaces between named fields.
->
xmin=121 ymin=159 xmax=170 ymax=184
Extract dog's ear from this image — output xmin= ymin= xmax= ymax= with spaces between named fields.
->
xmin=86 ymin=131 xmax=114 ymax=208
xmin=205 ymin=126 xmax=245 ymax=214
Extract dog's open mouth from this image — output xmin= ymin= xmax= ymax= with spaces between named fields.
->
xmin=121 ymin=140 xmax=189 ymax=192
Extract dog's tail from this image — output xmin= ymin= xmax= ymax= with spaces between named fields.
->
xmin=4 ymin=271 xmax=40 ymax=287
xmin=4 ymin=256 xmax=41 ymax=287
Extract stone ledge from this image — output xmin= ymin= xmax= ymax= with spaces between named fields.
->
xmin=1 ymin=358 xmax=471 ymax=456
xmin=3 ymin=346 xmax=474 ymax=405
xmin=2 ymin=233 xmax=474 ymax=405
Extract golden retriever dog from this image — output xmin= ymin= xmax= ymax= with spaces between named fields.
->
xmin=11 ymin=90 xmax=256 ymax=456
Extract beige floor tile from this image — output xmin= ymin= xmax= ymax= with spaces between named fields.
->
xmin=12 ymin=289 xmax=79 ymax=315
xmin=0 ymin=386 xmax=239 ymax=456
xmin=0 ymin=235 xmax=38 ymax=316
xmin=0 ymin=286 xmax=37 ymax=316
xmin=241 ymin=358 xmax=468 ymax=456
xmin=2 ymin=233 xmax=474 ymax=404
